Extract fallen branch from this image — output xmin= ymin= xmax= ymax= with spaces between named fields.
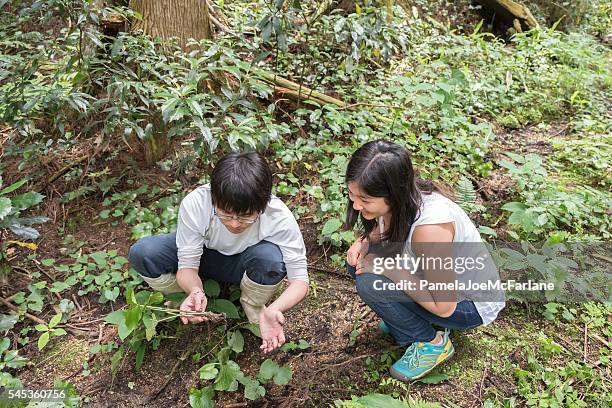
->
xmin=475 ymin=0 xmax=539 ymax=29
xmin=0 ymin=296 xmax=88 ymax=336
xmin=256 ymin=69 xmax=394 ymax=124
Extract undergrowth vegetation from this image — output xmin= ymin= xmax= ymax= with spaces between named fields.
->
xmin=0 ymin=0 xmax=610 ymax=406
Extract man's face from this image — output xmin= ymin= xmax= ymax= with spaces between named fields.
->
xmin=215 ymin=207 xmax=259 ymax=234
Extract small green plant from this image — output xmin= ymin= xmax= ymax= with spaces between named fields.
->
xmin=191 ymin=330 xmax=294 ymax=405
xmin=34 ymin=313 xmax=67 ymax=350
xmin=0 ymin=337 xmax=27 ymax=386
xmin=41 ymin=249 xmax=133 ymax=303
xmin=0 ymin=173 xmax=48 ymax=276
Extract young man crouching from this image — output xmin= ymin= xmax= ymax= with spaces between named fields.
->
xmin=128 ymin=152 xmax=309 ymax=353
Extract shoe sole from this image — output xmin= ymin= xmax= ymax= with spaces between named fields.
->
xmin=389 ymin=346 xmax=455 ymax=382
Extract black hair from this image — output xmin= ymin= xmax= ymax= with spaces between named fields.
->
xmin=345 ymin=139 xmax=439 ymax=243
xmin=211 ymin=152 xmax=272 ymax=214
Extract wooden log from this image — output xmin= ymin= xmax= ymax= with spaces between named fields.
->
xmin=476 ymin=0 xmax=539 ymax=29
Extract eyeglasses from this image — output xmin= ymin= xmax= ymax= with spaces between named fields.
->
xmin=213 ymin=207 xmax=259 ymax=225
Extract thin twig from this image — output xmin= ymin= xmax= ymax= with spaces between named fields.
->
xmin=583 ymin=322 xmax=588 ymax=363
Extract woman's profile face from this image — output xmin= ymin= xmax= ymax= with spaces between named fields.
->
xmin=347 ymin=181 xmax=391 ymax=221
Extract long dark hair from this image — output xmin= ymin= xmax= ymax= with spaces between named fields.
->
xmin=345 ymin=140 xmax=439 ymax=243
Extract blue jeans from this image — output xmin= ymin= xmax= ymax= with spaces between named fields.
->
xmin=128 ymin=232 xmax=287 ymax=285
xmin=348 ymin=265 xmax=483 ymax=346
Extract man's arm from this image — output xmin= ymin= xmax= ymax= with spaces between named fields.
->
xmin=264 ymin=279 xmax=309 ymax=315
xmin=176 ymin=267 xmax=203 ymax=293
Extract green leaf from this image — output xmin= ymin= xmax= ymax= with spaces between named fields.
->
xmin=124 ymin=306 xmax=143 ymax=331
xmin=188 ymin=386 xmax=215 ymax=408
xmin=148 ymin=292 xmax=164 ymax=305
xmin=37 ymin=332 xmax=50 ymax=350
xmin=478 ymin=226 xmax=497 ymax=237
xmin=258 ymin=358 xmax=278 ymax=381
xmin=417 ymin=372 xmax=449 ymax=384
xmin=322 ymin=218 xmax=342 ymax=236
xmin=357 ymin=394 xmax=407 ymax=408
xmin=228 ymin=330 xmax=244 ymax=353
xmin=243 ymin=378 xmax=266 ymax=400
xmin=135 ymin=344 xmax=146 ymax=370
xmin=110 ymin=346 xmax=125 ymax=378
xmin=501 ymin=202 xmax=527 ymax=212
xmin=105 ymin=310 xmax=125 ymax=325
xmin=48 ymin=313 xmax=62 ymax=328
xmin=52 ymin=328 xmax=67 ymax=336
xmin=35 ymin=324 xmax=48 ymax=332
xmin=50 ymin=281 xmax=70 ymax=293
xmin=0 ymin=197 xmax=11 ymax=220
xmin=0 ymin=337 xmax=9 ymax=353
xmin=10 ymin=192 xmax=44 ymax=211
xmin=214 ymin=361 xmax=241 ymax=391
xmin=142 ymin=313 xmax=158 ymax=341
xmin=273 ymin=366 xmax=292 ymax=385
xmin=41 ymin=258 xmax=55 ymax=266
xmin=198 ymin=363 xmax=219 ymax=380
xmin=244 ymin=323 xmax=261 ymax=338
xmin=0 ymin=178 xmax=27 ymax=196
xmin=297 ymin=339 xmax=310 ymax=349
xmin=203 ymin=280 xmax=221 ymax=297
xmin=209 ymin=299 xmax=239 ymax=319
xmin=0 ymin=314 xmax=19 ymax=332
xmin=90 ymin=251 xmax=108 ymax=267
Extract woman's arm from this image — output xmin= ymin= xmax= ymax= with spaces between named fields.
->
xmin=410 ymin=223 xmax=457 ymax=317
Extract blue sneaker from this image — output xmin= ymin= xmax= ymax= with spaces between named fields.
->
xmin=390 ymin=329 xmax=454 ymax=381
xmin=379 ymin=320 xmax=391 ymax=335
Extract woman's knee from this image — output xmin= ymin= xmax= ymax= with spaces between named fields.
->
xmin=243 ymin=241 xmax=287 ymax=285
xmin=355 ymin=273 xmax=384 ymax=304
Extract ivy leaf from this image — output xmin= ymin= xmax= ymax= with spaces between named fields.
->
xmin=50 ymin=281 xmax=70 ymax=293
xmin=198 ymin=363 xmax=219 ymax=380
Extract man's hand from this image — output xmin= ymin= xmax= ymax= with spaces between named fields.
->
xmin=180 ymin=288 xmax=208 ymax=324
xmin=259 ymin=307 xmax=285 ymax=353
xmin=347 ymin=237 xmax=368 ymax=267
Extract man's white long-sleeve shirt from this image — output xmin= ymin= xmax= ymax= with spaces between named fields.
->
xmin=176 ymin=184 xmax=309 ymax=283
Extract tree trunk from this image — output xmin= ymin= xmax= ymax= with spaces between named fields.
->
xmin=129 ymin=0 xmax=213 ymax=48
xmin=128 ymin=0 xmax=213 ymax=163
